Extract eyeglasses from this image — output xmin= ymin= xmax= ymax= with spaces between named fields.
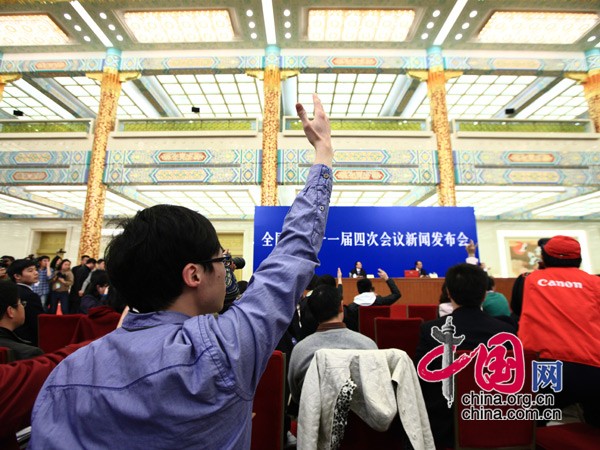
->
xmin=12 ymin=300 xmax=26 ymax=308
xmin=197 ymin=255 xmax=232 ymax=268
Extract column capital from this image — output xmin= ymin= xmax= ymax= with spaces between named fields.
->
xmin=264 ymin=45 xmax=281 ymax=69
xmin=0 ymin=74 xmax=21 ymax=84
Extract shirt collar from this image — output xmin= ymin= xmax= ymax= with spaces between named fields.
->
xmin=122 ymin=310 xmax=191 ymax=331
xmin=317 ymin=321 xmax=346 ymax=332
xmin=17 ymin=283 xmax=33 ymax=291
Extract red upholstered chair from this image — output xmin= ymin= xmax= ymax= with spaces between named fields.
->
xmin=374 ymin=318 xmax=423 ymax=359
xmin=339 ymin=411 xmax=405 ymax=449
xmin=390 ymin=304 xmax=407 ymax=318
xmin=407 ymin=304 xmax=438 ymax=322
xmin=358 ymin=306 xmax=391 ymax=341
xmin=536 ymin=422 xmax=600 ymax=450
xmin=251 ymin=351 xmax=286 ymax=450
xmin=38 ymin=314 xmax=84 ymax=353
xmin=454 ymin=350 xmax=536 ymax=450
xmin=70 ymin=306 xmax=121 ymax=343
xmin=0 ymin=346 xmax=14 ymax=363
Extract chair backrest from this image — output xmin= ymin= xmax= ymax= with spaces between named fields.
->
xmin=374 ymin=318 xmax=423 ymax=359
xmin=358 ymin=306 xmax=391 ymax=341
xmin=407 ymin=304 xmax=438 ymax=322
xmin=37 ymin=314 xmax=84 ymax=353
xmin=390 ymin=304 xmax=407 ymax=318
xmin=454 ymin=350 xmax=535 ymax=450
xmin=0 ymin=346 xmax=14 ymax=364
xmin=251 ymin=350 xmax=286 ymax=450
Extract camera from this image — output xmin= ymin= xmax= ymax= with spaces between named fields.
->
xmin=232 ymin=257 xmax=245 ymax=270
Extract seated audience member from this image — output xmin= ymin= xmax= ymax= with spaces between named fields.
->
xmin=288 ymin=284 xmax=377 ymax=403
xmin=519 ymin=235 xmax=600 ymax=426
xmin=349 ymin=261 xmax=366 ymax=278
xmin=344 ymin=268 xmax=400 ymax=331
xmin=0 ymin=280 xmax=43 ymax=360
xmin=293 ymin=274 xmax=320 ymax=341
xmin=510 ymin=237 xmax=550 ymax=320
xmin=414 ymin=260 xmax=428 ymax=277
xmin=30 ymin=94 xmax=333 ymax=449
xmin=415 ymin=263 xmax=517 ymax=448
xmin=79 ymin=270 xmax=110 ymax=314
xmin=0 ymin=340 xmax=90 ymax=450
xmin=7 ymin=259 xmax=44 ymax=345
xmin=482 ymin=276 xmax=511 ymax=317
xmin=438 ymin=281 xmax=453 ymax=317
xmin=464 ymin=240 xmax=479 ymax=265
xmin=0 ymin=261 xmax=9 ymax=281
xmin=80 ymin=258 xmax=106 ymax=295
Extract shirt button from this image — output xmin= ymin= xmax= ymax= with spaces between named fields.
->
xmin=323 ymin=173 xmax=330 ymax=179
xmin=319 ymin=206 xmax=324 ymax=211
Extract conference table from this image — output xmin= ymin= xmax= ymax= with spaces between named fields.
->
xmin=339 ymin=277 xmax=517 ymax=307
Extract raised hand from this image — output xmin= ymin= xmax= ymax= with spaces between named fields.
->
xmin=296 ymin=93 xmax=333 ymax=167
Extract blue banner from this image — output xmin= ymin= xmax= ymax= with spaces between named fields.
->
xmin=253 ymin=206 xmax=478 ymax=278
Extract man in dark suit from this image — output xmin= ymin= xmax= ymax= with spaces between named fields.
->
xmin=7 ymin=259 xmax=45 ymax=346
xmin=415 ymin=263 xmax=517 ymax=449
xmin=69 ymin=256 xmax=94 ymax=314
xmin=344 ymin=268 xmax=400 ymax=331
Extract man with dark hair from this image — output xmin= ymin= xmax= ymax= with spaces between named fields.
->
xmin=288 ymin=284 xmax=377 ymax=403
xmin=0 ymin=280 xmax=43 ymax=360
xmin=31 ymin=95 xmax=334 ymax=449
xmin=32 ymin=255 xmax=52 ymax=310
xmin=7 ymin=259 xmax=44 ymax=345
xmin=519 ymin=235 xmax=600 ymax=426
xmin=344 ymin=268 xmax=400 ymax=331
xmin=415 ymin=263 xmax=516 ymax=448
xmin=70 ymin=257 xmax=96 ymax=313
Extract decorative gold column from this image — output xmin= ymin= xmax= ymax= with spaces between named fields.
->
xmin=409 ymin=47 xmax=461 ymax=206
xmin=577 ymin=49 xmax=600 ymax=133
xmin=0 ymin=74 xmax=21 ymax=101
xmin=78 ymin=48 xmax=139 ymax=258
xmin=259 ymin=46 xmax=282 ymax=206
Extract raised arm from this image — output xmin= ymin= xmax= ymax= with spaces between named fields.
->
xmin=374 ymin=268 xmax=401 ymax=305
xmin=208 ymin=94 xmax=334 ymax=394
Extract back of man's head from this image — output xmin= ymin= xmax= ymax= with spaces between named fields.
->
xmin=445 ymin=263 xmax=487 ymax=307
xmin=7 ymin=259 xmax=36 ymax=282
xmin=356 ymin=277 xmax=373 ymax=294
xmin=105 ymin=205 xmax=220 ymax=313
xmin=541 ymin=235 xmax=582 ymax=268
xmin=317 ymin=274 xmax=336 ymax=288
xmin=86 ymin=258 xmax=97 ymax=267
xmin=487 ymin=276 xmax=495 ymax=291
xmin=0 ymin=279 xmax=19 ymax=319
xmin=307 ymin=284 xmax=342 ymax=323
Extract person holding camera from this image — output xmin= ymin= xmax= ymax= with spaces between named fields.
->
xmin=219 ymin=251 xmax=246 ymax=314
xmin=50 ymin=259 xmax=73 ymax=314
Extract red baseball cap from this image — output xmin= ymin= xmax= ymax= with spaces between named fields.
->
xmin=543 ymin=235 xmax=581 ymax=259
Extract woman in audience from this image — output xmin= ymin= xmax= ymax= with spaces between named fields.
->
xmin=50 ymin=259 xmax=73 ymax=314
xmin=79 ymin=270 xmax=110 ymax=314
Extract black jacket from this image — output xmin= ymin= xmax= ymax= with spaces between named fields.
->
xmin=344 ymin=278 xmax=401 ymax=331
xmin=414 ymin=306 xmax=517 ymax=448
xmin=14 ymin=284 xmax=45 ymax=346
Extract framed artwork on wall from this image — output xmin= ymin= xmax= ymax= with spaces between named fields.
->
xmin=496 ymin=230 xmax=592 ymax=277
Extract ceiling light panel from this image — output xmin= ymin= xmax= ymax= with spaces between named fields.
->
xmin=0 ymin=14 xmax=71 ymax=46
xmin=0 ymin=193 xmax=58 ymax=216
xmin=419 ymin=187 xmax=562 ymax=216
xmin=124 ymin=10 xmax=235 ymax=43
xmin=297 ymin=73 xmax=399 ymax=117
xmin=526 ymin=80 xmax=587 ymax=120
xmin=155 ymin=74 xmax=262 ymax=118
xmin=0 ymin=82 xmax=72 ymax=121
xmin=413 ymin=75 xmax=542 ymax=120
xmin=53 ymin=76 xmax=154 ymax=119
xmin=308 ymin=9 xmax=415 ymax=42
xmin=134 ymin=187 xmax=260 ymax=218
xmin=533 ymin=191 xmax=600 ymax=217
xmin=478 ymin=11 xmax=599 ymax=44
